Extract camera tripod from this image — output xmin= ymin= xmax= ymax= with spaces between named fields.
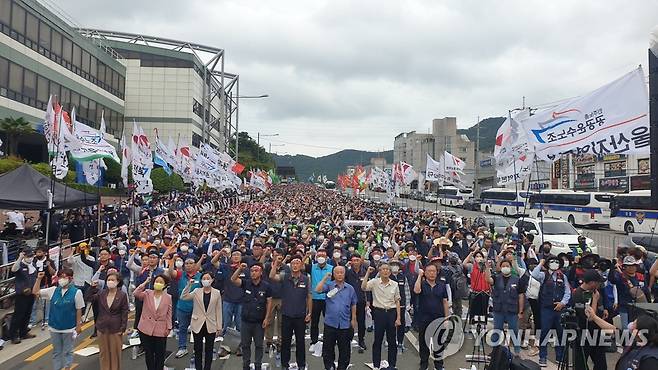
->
xmin=464 ymin=292 xmax=489 ymax=369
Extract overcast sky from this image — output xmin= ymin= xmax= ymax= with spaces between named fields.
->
xmin=56 ymin=0 xmax=657 ymax=157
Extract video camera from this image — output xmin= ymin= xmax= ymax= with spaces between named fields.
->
xmin=560 ymin=307 xmax=579 ymax=329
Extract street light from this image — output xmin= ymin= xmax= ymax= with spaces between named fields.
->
xmin=237 ymin=94 xmax=269 ymax=99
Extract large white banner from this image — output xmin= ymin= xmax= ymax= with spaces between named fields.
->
xmin=522 ymin=67 xmax=649 ymax=161
xmin=65 ymin=109 xmax=120 ymax=163
xmin=425 ymin=154 xmax=443 ymax=183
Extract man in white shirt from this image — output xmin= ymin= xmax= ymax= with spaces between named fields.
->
xmin=5 ymin=210 xmax=25 ymax=231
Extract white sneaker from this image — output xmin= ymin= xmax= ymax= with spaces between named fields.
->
xmin=312 ymin=341 xmax=323 ymax=357
xmin=175 ymin=348 xmax=188 ymax=358
xmin=308 ymin=342 xmax=316 ymax=353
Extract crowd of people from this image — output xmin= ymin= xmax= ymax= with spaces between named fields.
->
xmin=5 ymin=183 xmax=658 ymax=370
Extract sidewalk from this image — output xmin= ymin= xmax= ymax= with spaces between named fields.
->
xmin=0 ymin=306 xmax=51 ymax=365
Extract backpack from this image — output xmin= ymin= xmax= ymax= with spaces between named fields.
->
xmin=450 ymin=265 xmax=469 ymax=299
xmin=486 ymin=345 xmax=511 ymax=370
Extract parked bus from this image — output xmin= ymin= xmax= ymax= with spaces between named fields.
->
xmin=480 ymin=188 xmax=533 ymax=216
xmin=610 ymin=190 xmax=657 ymax=234
xmin=528 ymin=190 xmax=615 ymax=226
xmin=437 ymin=186 xmax=473 ymax=207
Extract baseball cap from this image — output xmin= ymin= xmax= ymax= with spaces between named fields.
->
xmin=583 ymin=269 xmax=605 ymax=283
xmin=623 ymin=256 xmax=641 ymax=266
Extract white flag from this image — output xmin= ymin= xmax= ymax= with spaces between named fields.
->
xmin=49 ymin=112 xmax=69 ymax=180
xmin=425 ymin=154 xmax=444 ymax=183
xmin=66 ymin=109 xmax=120 ymax=163
xmin=522 ymin=67 xmax=649 ymax=161
xmin=131 ymin=121 xmax=153 ymax=194
xmin=120 ymin=131 xmax=130 ymax=187
xmin=494 ymin=112 xmax=535 ymax=185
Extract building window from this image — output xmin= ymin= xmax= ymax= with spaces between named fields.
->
xmin=10 ymin=3 xmax=25 ymax=35
xmin=0 ymin=0 xmax=11 ymax=26
xmin=25 ymin=12 xmax=38 ymax=46
xmin=38 ymin=20 xmax=50 ymax=51
xmin=51 ymin=30 xmax=62 ymax=57
xmin=0 ymin=57 xmax=8 ymax=90
xmin=62 ymin=37 xmax=72 ymax=63
xmin=8 ymin=62 xmax=22 ymax=93
xmin=192 ymin=132 xmax=202 ymax=148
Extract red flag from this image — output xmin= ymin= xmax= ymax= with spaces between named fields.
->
xmin=232 ymin=162 xmax=245 ymax=174
xmin=495 ymin=134 xmax=504 ymax=147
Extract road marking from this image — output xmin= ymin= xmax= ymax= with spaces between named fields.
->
xmin=74 ymin=337 xmax=95 ymax=352
xmin=24 ymin=344 xmax=53 ymax=362
xmin=405 ymin=331 xmax=420 ymax=352
xmin=70 ymin=363 xmax=78 ymax=369
xmin=25 ymin=320 xmax=96 ymax=362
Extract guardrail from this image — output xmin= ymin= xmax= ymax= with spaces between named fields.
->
xmin=0 ymin=196 xmax=241 ymax=305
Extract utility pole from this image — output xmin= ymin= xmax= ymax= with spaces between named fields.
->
xmin=475 ymin=115 xmax=480 ymax=196
xmin=650 ymin=47 xmax=658 ymax=206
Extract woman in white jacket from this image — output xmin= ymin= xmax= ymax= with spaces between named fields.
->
xmin=180 ymin=271 xmax=222 ymax=370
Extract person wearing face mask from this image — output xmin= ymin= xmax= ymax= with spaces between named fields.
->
xmin=9 ymin=249 xmax=38 ymax=344
xmin=168 ymin=256 xmax=202 ymax=358
xmin=569 ymin=269 xmax=607 ymax=370
xmin=538 ymin=241 xmax=553 ymax=261
xmin=30 ymin=245 xmax=55 ymax=330
xmin=531 ymin=255 xmax=572 ymax=367
xmin=33 ymin=268 xmax=84 ymax=370
xmin=389 ymin=260 xmax=409 ymax=353
xmin=487 ymin=259 xmax=526 ymax=354
xmin=609 ymin=255 xmax=648 ymax=331
xmin=134 ymin=274 xmax=173 ymax=370
xmin=308 ymin=248 xmax=334 ymax=352
xmin=614 ymin=315 xmax=658 ymax=370
xmin=345 ymin=253 xmax=370 ymax=352
xmin=180 ymin=272 xmax=222 ymax=370
xmin=87 ymin=272 xmax=129 ymax=370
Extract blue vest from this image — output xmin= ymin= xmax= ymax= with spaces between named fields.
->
xmin=539 ymin=271 xmax=566 ymax=308
xmin=177 ymin=272 xmax=201 ymax=313
xmin=311 ymin=263 xmax=334 ymax=300
xmin=492 ymin=274 xmax=521 ymax=313
xmin=49 ymin=286 xmax=79 ymax=330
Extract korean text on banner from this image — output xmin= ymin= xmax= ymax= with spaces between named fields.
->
xmin=522 ymin=67 xmax=649 ymax=161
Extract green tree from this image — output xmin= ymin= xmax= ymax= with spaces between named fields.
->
xmin=0 ymin=117 xmax=35 ymax=158
xmin=150 ymin=167 xmax=184 ymax=193
xmin=103 ymin=158 xmax=122 ymax=185
xmin=229 ymin=132 xmax=275 ymax=174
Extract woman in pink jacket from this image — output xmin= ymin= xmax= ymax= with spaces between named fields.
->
xmin=133 ymin=274 xmax=172 ymax=370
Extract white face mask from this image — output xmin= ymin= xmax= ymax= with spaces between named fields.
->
xmin=201 ymin=279 xmax=212 ymax=287
xmin=563 ymin=260 xmax=570 ymax=268
xmin=106 ymin=280 xmax=118 ymax=289
xmin=175 ymin=260 xmax=184 ymax=268
xmin=548 ymin=261 xmax=560 ymax=271
xmin=316 ymin=256 xmax=326 ymax=264
xmin=501 ymin=266 xmax=512 ymax=276
xmin=391 ymin=266 xmax=400 ymax=273
xmin=383 ymin=236 xmax=389 ymax=241
xmin=180 ymin=245 xmax=189 ymax=253
xmin=409 ymin=255 xmax=417 ymax=261
xmin=58 ymin=278 xmax=70 ymax=287
xmin=478 ymin=235 xmax=485 ymax=240
xmin=333 ymin=252 xmax=342 ymax=259
xmin=373 ymin=254 xmax=382 ymax=261
xmin=119 ymin=249 xmax=126 ymax=256
xmin=466 ymin=235 xmax=473 ymax=241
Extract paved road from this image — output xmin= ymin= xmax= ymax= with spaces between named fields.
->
xmin=5 ymin=306 xmax=624 ymax=370
xmin=358 ymin=190 xmax=632 ymax=258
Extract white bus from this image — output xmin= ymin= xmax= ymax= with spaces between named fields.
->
xmin=480 ymin=188 xmax=533 ymax=216
xmin=437 ymin=186 xmax=473 ymax=207
xmin=528 ymin=190 xmax=615 ymax=226
xmin=610 ymin=190 xmax=657 ymax=234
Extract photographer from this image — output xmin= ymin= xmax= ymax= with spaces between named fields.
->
xmin=532 ymin=255 xmax=571 ymax=367
xmin=571 ymin=269 xmax=608 ymax=370
xmin=615 ymin=315 xmax=658 ymax=370
xmin=609 ymin=256 xmax=648 ymax=330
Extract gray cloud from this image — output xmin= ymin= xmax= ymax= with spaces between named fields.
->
xmin=55 ymin=0 xmax=658 ymax=156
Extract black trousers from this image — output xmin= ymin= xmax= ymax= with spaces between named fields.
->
xmin=574 ymin=340 xmax=607 ymax=370
xmin=322 ymin=324 xmax=353 ymax=370
xmin=10 ymin=294 xmax=34 ymax=339
xmin=356 ymin=300 xmax=366 ymax=342
xmin=241 ymin=320 xmax=264 ymax=370
xmin=134 ymin=299 xmax=143 ymax=329
xmin=529 ymin=298 xmax=541 ymax=331
xmin=468 ymin=292 xmax=489 ymax=324
xmin=91 ymin=299 xmax=99 ymax=333
xmin=139 ymin=332 xmax=167 ymax=370
xmin=419 ymin=322 xmax=443 ymax=370
xmin=396 ymin=305 xmax=406 ymax=346
xmin=193 ymin=324 xmax=216 ymax=370
xmin=281 ymin=315 xmax=306 ymax=369
xmin=372 ymin=307 xmax=398 ymax=368
xmin=310 ymin=299 xmax=326 ymax=343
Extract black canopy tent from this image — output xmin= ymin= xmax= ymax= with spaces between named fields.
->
xmin=0 ymin=164 xmax=99 ymax=210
